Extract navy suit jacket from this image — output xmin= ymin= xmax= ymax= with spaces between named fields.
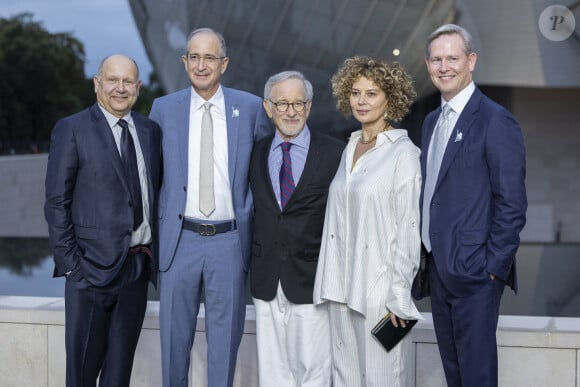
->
xmin=44 ymin=104 xmax=162 ymax=287
xmin=249 ymin=131 xmax=344 ymax=304
xmin=420 ymin=87 xmax=527 ymax=297
xmin=149 ymin=86 xmax=270 ymax=272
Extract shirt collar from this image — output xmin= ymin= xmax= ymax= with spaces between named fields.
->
xmin=191 ymin=85 xmax=224 ymax=114
xmin=381 ymin=128 xmax=409 ymax=144
xmin=270 ymin=125 xmax=311 ymax=152
xmin=98 ymin=104 xmax=132 ymax=129
xmin=442 ymin=81 xmax=475 ymax=116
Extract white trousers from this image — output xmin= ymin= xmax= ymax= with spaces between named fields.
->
xmin=253 ymin=283 xmax=331 ymax=387
xmin=328 ymin=302 xmax=414 ymax=387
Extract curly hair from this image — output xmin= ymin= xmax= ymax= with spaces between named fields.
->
xmin=331 ymin=56 xmax=416 ymax=122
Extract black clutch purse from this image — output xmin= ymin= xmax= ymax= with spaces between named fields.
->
xmin=411 ymin=245 xmax=430 ymax=300
xmin=371 ymin=312 xmax=417 ymax=352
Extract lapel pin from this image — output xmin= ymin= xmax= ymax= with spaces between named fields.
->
xmin=454 ymin=131 xmax=463 ymax=142
xmin=232 ymin=107 xmax=239 ymax=118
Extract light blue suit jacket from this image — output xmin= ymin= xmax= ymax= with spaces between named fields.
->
xmin=149 ymin=86 xmax=271 ymax=272
xmin=420 ymin=87 xmax=527 ymax=297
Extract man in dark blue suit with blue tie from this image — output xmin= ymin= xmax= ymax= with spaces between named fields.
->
xmin=419 ymin=24 xmax=527 ymax=387
xmin=45 ymin=54 xmax=162 ymax=386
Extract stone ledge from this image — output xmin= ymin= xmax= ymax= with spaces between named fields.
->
xmin=3 ymin=296 xmax=580 ymax=386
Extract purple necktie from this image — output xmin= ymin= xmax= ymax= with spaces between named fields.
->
xmin=279 ymin=142 xmax=295 ymax=209
xmin=118 ymin=119 xmax=143 ymax=230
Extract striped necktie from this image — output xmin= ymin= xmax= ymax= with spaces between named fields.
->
xmin=279 ymin=142 xmax=295 ymax=209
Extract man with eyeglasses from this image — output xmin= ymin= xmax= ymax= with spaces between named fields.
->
xmin=249 ymin=71 xmax=344 ymax=387
xmin=45 ymin=54 xmax=162 ymax=386
xmin=149 ymin=28 xmax=270 ymax=387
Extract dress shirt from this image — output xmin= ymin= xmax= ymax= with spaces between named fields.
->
xmin=184 ymin=86 xmax=235 ymax=221
xmin=313 ymin=129 xmax=423 ymax=321
xmin=99 ymin=105 xmax=151 ymax=246
xmin=443 ymin=81 xmax=476 ymax=135
xmin=268 ymin=126 xmax=311 ymax=209
xmin=422 ymin=82 xmax=476 ymax=251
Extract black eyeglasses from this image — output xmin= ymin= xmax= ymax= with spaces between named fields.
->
xmin=268 ymin=100 xmax=309 ymax=113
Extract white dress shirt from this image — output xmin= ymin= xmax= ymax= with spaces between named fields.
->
xmin=313 ymin=129 xmax=423 ymax=321
xmin=184 ymin=86 xmax=235 ymax=221
xmin=99 ymin=105 xmax=151 ymax=247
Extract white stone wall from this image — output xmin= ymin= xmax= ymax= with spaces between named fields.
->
xmin=3 ymin=297 xmax=580 ymax=387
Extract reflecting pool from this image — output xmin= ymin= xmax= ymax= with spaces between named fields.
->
xmin=2 ymin=238 xmax=580 ymax=316
xmin=0 ymin=237 xmax=159 ymax=300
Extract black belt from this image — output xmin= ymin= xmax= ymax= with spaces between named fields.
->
xmin=183 ymin=218 xmax=237 ymax=236
xmin=128 ymin=244 xmax=152 ymax=259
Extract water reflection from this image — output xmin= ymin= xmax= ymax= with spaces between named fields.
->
xmin=0 ymin=237 xmax=159 ymax=300
xmin=0 ymin=237 xmax=51 ymax=275
xmin=3 ymin=239 xmax=580 ymax=315
xmin=0 ymin=238 xmax=61 ymax=297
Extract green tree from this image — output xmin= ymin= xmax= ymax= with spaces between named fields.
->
xmin=134 ymin=71 xmax=165 ymax=116
xmin=0 ymin=13 xmax=90 ymax=154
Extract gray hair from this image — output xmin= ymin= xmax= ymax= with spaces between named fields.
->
xmin=263 ymin=71 xmax=314 ymax=101
xmin=426 ymin=24 xmax=475 ymax=57
xmin=186 ymin=28 xmax=227 ymax=57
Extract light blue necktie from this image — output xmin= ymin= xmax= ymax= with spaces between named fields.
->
xmin=422 ymin=104 xmax=453 ymax=252
xmin=199 ymin=102 xmax=215 ymax=217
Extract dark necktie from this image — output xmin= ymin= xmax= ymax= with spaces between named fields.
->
xmin=118 ymin=119 xmax=143 ymax=230
xmin=279 ymin=142 xmax=295 ymax=209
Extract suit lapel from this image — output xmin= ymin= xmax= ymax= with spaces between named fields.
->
xmin=292 ymin=132 xmax=319 ymax=194
xmin=435 ymin=89 xmax=482 ymax=191
xmin=132 ymin=113 xmax=153 ymax=206
xmin=90 ymin=105 xmax=131 ymax=195
xmin=283 ymin=132 xmax=321 ymax=209
xmin=259 ymin=136 xmax=279 ymax=209
xmin=223 ymin=87 xmax=239 ymax=187
xmin=177 ymin=89 xmax=191 ymax=186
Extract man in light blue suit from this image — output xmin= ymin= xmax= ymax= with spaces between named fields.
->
xmin=149 ymin=28 xmax=270 ymax=387
xmin=419 ymin=24 xmax=527 ymax=387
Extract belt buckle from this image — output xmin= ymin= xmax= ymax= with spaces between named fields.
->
xmin=197 ymin=223 xmax=217 ymax=236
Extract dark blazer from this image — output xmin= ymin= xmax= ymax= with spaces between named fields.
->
xmin=44 ymin=104 xmax=162 ymax=287
xmin=419 ymin=87 xmax=527 ymax=297
xmin=250 ymin=130 xmax=344 ymax=304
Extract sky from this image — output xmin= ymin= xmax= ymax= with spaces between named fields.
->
xmin=0 ymin=0 xmax=154 ymax=82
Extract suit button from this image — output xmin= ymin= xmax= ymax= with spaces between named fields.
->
xmin=183 ymin=186 xmax=187 ymax=192
xmin=128 ymin=201 xmax=133 ymax=207
xmin=178 ymin=214 xmax=183 ymax=220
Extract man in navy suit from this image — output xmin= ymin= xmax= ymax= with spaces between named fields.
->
xmin=149 ymin=28 xmax=270 ymax=387
xmin=249 ymin=71 xmax=344 ymax=386
xmin=419 ymin=24 xmax=527 ymax=387
xmin=44 ymin=54 xmax=162 ymax=387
